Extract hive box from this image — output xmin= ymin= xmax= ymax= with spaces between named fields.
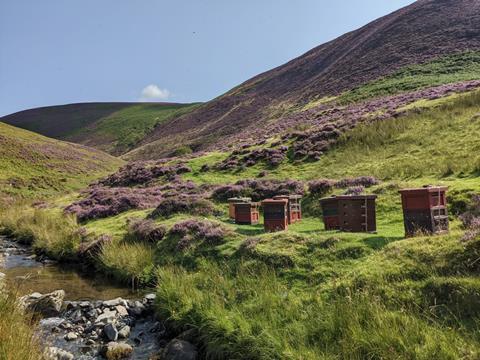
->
xmin=261 ymin=199 xmax=289 ymax=232
xmin=320 ymin=195 xmax=377 ymax=233
xmin=320 ymin=197 xmax=340 ymax=230
xmin=273 ymin=195 xmax=302 ymax=224
xmin=227 ymin=197 xmax=251 ymax=219
xmin=234 ymin=202 xmax=260 ymax=225
xmin=399 ymin=186 xmax=449 ymax=236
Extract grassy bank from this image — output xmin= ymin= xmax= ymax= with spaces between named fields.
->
xmin=0 ymin=291 xmax=43 ymax=360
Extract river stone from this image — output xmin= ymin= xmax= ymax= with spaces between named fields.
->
xmin=101 ymin=342 xmax=133 ymax=360
xmin=95 ymin=308 xmax=117 ymax=324
xmin=144 ymin=293 xmax=156 ymax=301
xmin=118 ymin=325 xmax=130 ymax=339
xmin=103 ymin=297 xmax=127 ymax=308
xmin=163 ymin=339 xmax=198 ymax=360
xmin=65 ymin=332 xmax=78 ymax=341
xmin=129 ymin=301 xmax=145 ymax=317
xmin=103 ymin=323 xmax=119 ymax=341
xmin=115 ymin=304 xmax=129 ymax=317
xmin=21 ymin=290 xmax=65 ymax=317
xmin=45 ymin=346 xmax=74 ymax=360
xmin=79 ymin=301 xmax=91 ymax=308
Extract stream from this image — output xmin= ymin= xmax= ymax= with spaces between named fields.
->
xmin=0 ymin=235 xmax=165 ymax=360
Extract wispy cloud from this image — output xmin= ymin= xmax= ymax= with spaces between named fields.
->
xmin=139 ymin=84 xmax=170 ymax=101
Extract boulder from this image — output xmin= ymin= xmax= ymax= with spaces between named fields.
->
xmin=103 ymin=323 xmax=119 ymax=341
xmin=115 ymin=304 xmax=129 ymax=317
xmin=118 ymin=325 xmax=131 ymax=339
xmin=103 ymin=297 xmax=128 ymax=308
xmin=163 ymin=339 xmax=198 ymax=360
xmin=128 ymin=301 xmax=145 ymax=317
xmin=100 ymin=342 xmax=133 ymax=360
xmin=20 ymin=290 xmax=65 ymax=317
xmin=95 ymin=308 xmax=117 ymax=324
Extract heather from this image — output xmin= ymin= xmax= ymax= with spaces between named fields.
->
xmin=64 ymin=186 xmax=164 ymax=221
xmin=460 ymin=195 xmax=480 ymax=242
xmin=166 ymin=219 xmax=228 ymax=252
xmin=126 ymin=218 xmax=167 ymax=244
xmin=99 ymin=161 xmax=191 ymax=187
xmin=149 ymin=195 xmax=217 ymax=218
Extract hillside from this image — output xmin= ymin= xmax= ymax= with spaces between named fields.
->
xmin=130 ymin=0 xmax=480 ymax=159
xmin=0 ymin=122 xmax=122 ymax=202
xmin=4 ymin=89 xmax=480 ymax=359
xmin=0 ymin=102 xmax=200 ymax=155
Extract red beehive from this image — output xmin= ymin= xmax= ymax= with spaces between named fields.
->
xmin=261 ymin=199 xmax=289 ymax=232
xmin=273 ymin=195 xmax=302 ymax=224
xmin=320 ymin=197 xmax=340 ymax=230
xmin=227 ymin=197 xmax=251 ymax=220
xmin=320 ymin=195 xmax=377 ymax=233
xmin=234 ymin=202 xmax=260 ymax=225
xmin=399 ymin=186 xmax=449 ymax=237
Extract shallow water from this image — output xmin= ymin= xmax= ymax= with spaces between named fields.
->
xmin=0 ymin=235 xmax=138 ymax=300
xmin=0 ymin=235 xmax=163 ymax=359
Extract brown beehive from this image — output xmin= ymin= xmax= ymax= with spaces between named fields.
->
xmin=273 ymin=195 xmax=302 ymax=224
xmin=227 ymin=197 xmax=251 ymax=219
xmin=261 ymin=199 xmax=289 ymax=232
xmin=399 ymin=186 xmax=448 ymax=237
xmin=320 ymin=197 xmax=340 ymax=230
xmin=320 ymin=195 xmax=377 ymax=233
xmin=234 ymin=202 xmax=260 ymax=225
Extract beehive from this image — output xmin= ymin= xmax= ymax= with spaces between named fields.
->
xmin=320 ymin=197 xmax=340 ymax=230
xmin=227 ymin=197 xmax=251 ymax=219
xmin=273 ymin=195 xmax=302 ymax=224
xmin=399 ymin=186 xmax=449 ymax=236
xmin=261 ymin=199 xmax=289 ymax=232
xmin=234 ymin=202 xmax=260 ymax=225
xmin=320 ymin=195 xmax=377 ymax=233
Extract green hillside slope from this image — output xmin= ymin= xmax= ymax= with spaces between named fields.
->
xmin=0 ymin=122 xmax=122 ymax=201
xmin=0 ymin=102 xmax=200 ymax=156
xmin=5 ymin=90 xmax=480 ymax=359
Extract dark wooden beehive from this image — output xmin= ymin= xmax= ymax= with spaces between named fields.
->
xmin=261 ymin=199 xmax=289 ymax=232
xmin=320 ymin=197 xmax=340 ymax=230
xmin=321 ymin=195 xmax=377 ymax=232
xmin=273 ymin=195 xmax=302 ymax=224
xmin=234 ymin=202 xmax=260 ymax=225
xmin=227 ymin=197 xmax=251 ymax=219
xmin=399 ymin=186 xmax=449 ymax=237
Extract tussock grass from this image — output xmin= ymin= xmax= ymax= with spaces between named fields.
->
xmin=0 ymin=205 xmax=81 ymax=259
xmin=100 ymin=241 xmax=156 ymax=287
xmin=0 ymin=291 xmax=42 ymax=360
xmin=156 ymin=262 xmax=479 ymax=360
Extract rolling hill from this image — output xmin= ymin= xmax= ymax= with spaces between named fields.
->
xmin=130 ymin=0 xmax=480 ymax=159
xmin=0 ymin=102 xmax=200 ymax=155
xmin=0 ymin=122 xmax=122 ymax=201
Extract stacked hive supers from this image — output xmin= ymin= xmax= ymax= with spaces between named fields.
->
xmin=273 ymin=195 xmax=302 ymax=224
xmin=320 ymin=195 xmax=377 ymax=233
xmin=234 ymin=202 xmax=260 ymax=225
xmin=227 ymin=197 xmax=251 ymax=219
xmin=261 ymin=199 xmax=289 ymax=232
xmin=399 ymin=186 xmax=449 ymax=237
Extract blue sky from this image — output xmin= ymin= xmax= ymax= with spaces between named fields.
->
xmin=0 ymin=0 xmax=415 ymax=116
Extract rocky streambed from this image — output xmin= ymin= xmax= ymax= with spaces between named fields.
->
xmin=0 ymin=236 xmax=198 ymax=360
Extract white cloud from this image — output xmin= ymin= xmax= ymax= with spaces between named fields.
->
xmin=139 ymin=84 xmax=171 ymax=101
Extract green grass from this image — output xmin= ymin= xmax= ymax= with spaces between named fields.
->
xmin=337 ymin=51 xmax=480 ymax=104
xmin=0 ymin=291 xmax=43 ymax=360
xmin=0 ymin=122 xmax=122 ymax=202
xmin=72 ymin=103 xmax=200 ymax=155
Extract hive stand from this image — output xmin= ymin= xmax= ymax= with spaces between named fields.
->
xmin=273 ymin=195 xmax=302 ymax=224
xmin=399 ymin=186 xmax=449 ymax=237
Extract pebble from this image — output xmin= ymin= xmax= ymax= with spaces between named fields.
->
xmin=64 ymin=332 xmax=78 ymax=341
